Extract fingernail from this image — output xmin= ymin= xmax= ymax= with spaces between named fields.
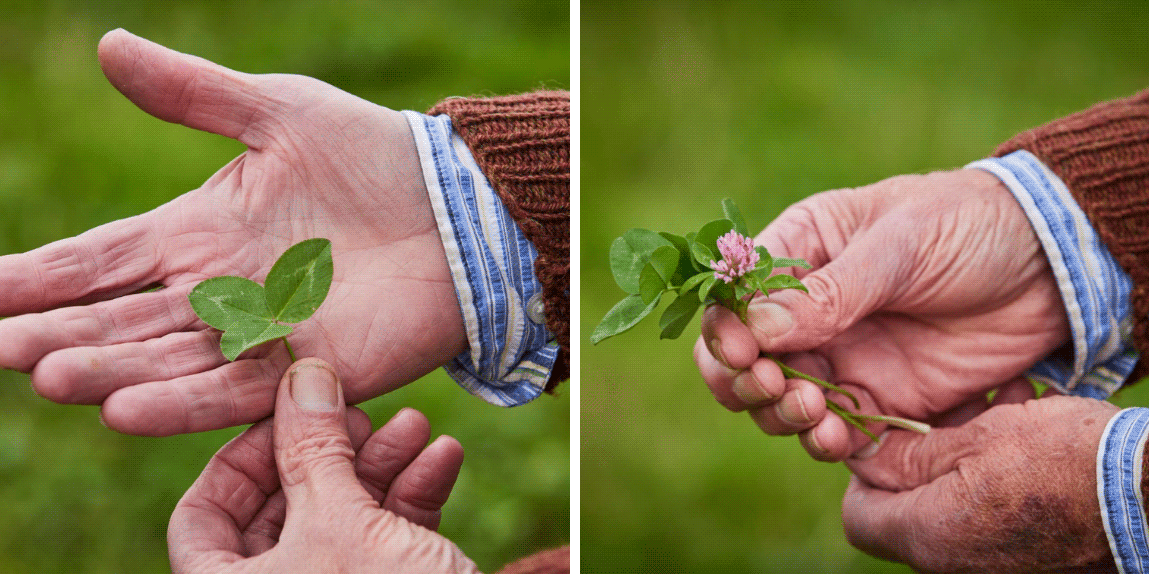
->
xmin=386 ymin=407 xmax=412 ymax=424
xmin=732 ymin=370 xmax=770 ymax=404
xmin=776 ymin=391 xmax=810 ymax=426
xmin=808 ymin=427 xmax=828 ymax=456
xmin=852 ymin=431 xmax=889 ymax=460
xmin=748 ymin=301 xmax=793 ymax=340
xmin=290 ymin=363 xmax=339 ymax=412
xmin=709 ymin=337 xmax=731 ymax=369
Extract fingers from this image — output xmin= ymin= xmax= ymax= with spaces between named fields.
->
xmin=737 ymin=194 xmax=903 ymax=355
xmin=699 ymin=304 xmax=760 ymax=370
xmin=97 ymin=29 xmax=279 ymax=149
xmin=743 ymin=235 xmax=900 ymax=354
xmin=846 ymin=423 xmax=982 ymax=492
xmin=273 ymin=359 xmax=373 ymax=513
xmin=32 ymin=331 xmax=224 ymax=405
xmin=354 ymin=409 xmax=432 ymax=500
xmin=241 ymin=407 xmax=373 ymax=557
xmin=694 ymin=336 xmax=785 ymax=412
xmin=0 ymin=285 xmax=200 ymax=373
xmin=0 ymin=216 xmax=164 ymax=318
xmin=747 ymin=378 xmax=826 ymax=435
xmin=381 ymin=435 xmax=464 ymax=532
xmin=841 ymin=475 xmax=939 ymax=566
xmin=168 ymin=418 xmax=278 ymax=572
xmin=100 ymin=358 xmax=285 ymax=435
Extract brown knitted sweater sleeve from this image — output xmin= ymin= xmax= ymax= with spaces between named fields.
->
xmin=993 ymin=87 xmax=1149 ymax=523
xmin=427 ymin=91 xmax=570 ymax=389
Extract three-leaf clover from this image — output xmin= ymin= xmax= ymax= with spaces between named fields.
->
xmin=189 ymin=238 xmax=333 ymax=362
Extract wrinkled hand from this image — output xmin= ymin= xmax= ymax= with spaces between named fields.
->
xmin=842 ymin=394 xmax=1117 ymax=573
xmin=695 ymin=169 xmax=1069 ymax=459
xmin=168 ymin=358 xmax=477 ymax=574
xmin=0 ymin=29 xmax=465 ymax=435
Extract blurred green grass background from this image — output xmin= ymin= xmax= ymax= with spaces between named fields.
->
xmin=0 ymin=1 xmax=568 ymax=572
xmin=582 ymin=1 xmax=1149 ymax=572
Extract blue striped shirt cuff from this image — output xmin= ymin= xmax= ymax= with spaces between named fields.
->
xmin=1099 ymin=408 xmax=1149 ymax=574
xmin=967 ymin=151 xmax=1138 ymax=399
xmin=402 ymin=110 xmax=559 ymax=407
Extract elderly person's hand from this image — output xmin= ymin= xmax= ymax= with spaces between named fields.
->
xmin=694 ymin=168 xmax=1069 ymax=460
xmin=842 ymin=394 xmax=1117 ymax=573
xmin=0 ymin=29 xmax=465 ymax=435
xmin=168 ymin=358 xmax=477 ymax=574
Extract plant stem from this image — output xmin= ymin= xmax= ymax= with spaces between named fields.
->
xmin=826 ymin=401 xmax=879 ymax=443
xmin=851 ymin=413 xmax=932 ymax=435
xmin=282 ymin=337 xmax=297 ymax=363
xmin=766 ymin=355 xmax=860 ymax=409
xmin=765 ymin=354 xmax=930 ymax=442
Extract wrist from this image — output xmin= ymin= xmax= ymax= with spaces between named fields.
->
xmin=966 ymin=152 xmax=1138 ymax=399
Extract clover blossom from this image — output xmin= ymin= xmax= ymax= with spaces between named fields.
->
xmin=710 ymin=230 xmax=759 ymax=283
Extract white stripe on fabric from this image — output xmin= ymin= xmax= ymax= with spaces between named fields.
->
xmin=402 ymin=110 xmax=558 ymax=406
xmin=967 ymin=151 xmax=1137 ymax=398
xmin=1099 ymin=408 xmax=1149 ymax=574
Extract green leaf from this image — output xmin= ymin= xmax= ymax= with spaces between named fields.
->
xmin=609 ymin=229 xmax=673 ymax=294
xmin=638 ymin=262 xmax=666 ymax=304
xmin=743 ymin=273 xmax=767 ymax=298
xmin=698 ymin=274 xmax=719 ymax=302
xmin=696 ymin=219 xmax=736 ymax=254
xmin=773 ymin=257 xmax=812 ymax=270
xmin=219 ymin=318 xmax=294 ymax=361
xmin=690 ymin=239 xmax=715 ymax=269
xmin=648 ymin=245 xmax=680 ymax=283
xmin=659 ymin=290 xmax=701 ymax=339
xmin=265 ymin=238 xmax=334 ymax=323
xmin=591 ymin=294 xmax=662 ymax=344
xmin=659 ymin=232 xmax=696 ymax=283
xmin=754 ymin=246 xmax=774 ymax=275
xmin=708 ymin=280 xmax=735 ymax=306
xmin=680 ymin=270 xmax=712 ymax=294
xmin=761 ymin=274 xmax=808 ymax=293
xmin=683 ymin=232 xmax=705 ymax=271
xmin=189 ymin=276 xmax=273 ymax=330
xmin=721 ymin=198 xmax=749 ymax=236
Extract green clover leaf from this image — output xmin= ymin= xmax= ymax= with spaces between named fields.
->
xmin=189 ymin=238 xmax=333 ymax=362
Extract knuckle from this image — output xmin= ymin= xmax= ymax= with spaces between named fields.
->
xmin=800 ymin=272 xmax=846 ymax=324
xmin=278 ymin=432 xmax=355 ymax=488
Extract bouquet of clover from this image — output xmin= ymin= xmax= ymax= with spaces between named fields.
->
xmin=592 ymin=199 xmax=928 ymax=441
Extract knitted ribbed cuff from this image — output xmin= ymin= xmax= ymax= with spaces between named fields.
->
xmin=994 ymin=88 xmax=1149 ymax=381
xmin=428 ymin=92 xmax=570 ymax=387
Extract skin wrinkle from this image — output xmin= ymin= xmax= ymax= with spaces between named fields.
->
xmin=276 ymin=434 xmax=357 ymax=490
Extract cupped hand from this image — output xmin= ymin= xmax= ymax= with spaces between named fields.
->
xmin=842 ymin=394 xmax=1118 ymax=573
xmin=168 ymin=358 xmax=477 ymax=574
xmin=0 ymin=29 xmax=466 ymax=435
xmin=694 ymin=169 xmax=1070 ymax=460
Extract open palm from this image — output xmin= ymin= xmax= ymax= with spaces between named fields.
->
xmin=697 ymin=169 xmax=1070 ymax=458
xmin=0 ymin=30 xmax=465 ymax=435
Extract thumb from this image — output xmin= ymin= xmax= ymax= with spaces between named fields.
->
xmin=97 ymin=28 xmax=277 ymax=148
xmin=845 ymin=422 xmax=982 ymax=492
xmin=274 ymin=358 xmax=370 ymax=511
xmin=747 ymin=215 xmax=906 ymax=355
